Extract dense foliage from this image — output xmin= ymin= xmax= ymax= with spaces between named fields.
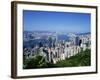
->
xmin=55 ymin=49 xmax=91 ymax=67
xmin=23 ymin=49 xmax=91 ymax=69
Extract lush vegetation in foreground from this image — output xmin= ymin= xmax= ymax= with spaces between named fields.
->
xmin=23 ymin=49 xmax=91 ymax=69
xmin=55 ymin=49 xmax=91 ymax=67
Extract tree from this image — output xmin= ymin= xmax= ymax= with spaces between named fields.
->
xmin=24 ymin=55 xmax=48 ymax=69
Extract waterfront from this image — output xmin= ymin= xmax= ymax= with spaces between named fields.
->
xmin=23 ymin=31 xmax=91 ymax=69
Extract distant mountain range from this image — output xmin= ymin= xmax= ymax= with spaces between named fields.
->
xmin=24 ymin=31 xmax=56 ymax=34
xmin=76 ymin=32 xmax=91 ymax=35
xmin=24 ymin=31 xmax=90 ymax=35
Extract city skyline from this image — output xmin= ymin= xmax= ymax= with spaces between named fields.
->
xmin=23 ymin=10 xmax=91 ymax=33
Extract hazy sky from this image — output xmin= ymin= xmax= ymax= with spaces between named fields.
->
xmin=23 ymin=10 xmax=91 ymax=33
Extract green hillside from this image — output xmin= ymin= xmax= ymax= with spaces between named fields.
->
xmin=55 ymin=49 xmax=91 ymax=67
xmin=23 ymin=49 xmax=91 ymax=69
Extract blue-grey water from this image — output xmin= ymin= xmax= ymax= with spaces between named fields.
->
xmin=23 ymin=34 xmax=69 ymax=49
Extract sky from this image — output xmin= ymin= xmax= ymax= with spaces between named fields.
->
xmin=23 ymin=10 xmax=91 ymax=33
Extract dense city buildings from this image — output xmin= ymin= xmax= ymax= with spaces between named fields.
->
xmin=23 ymin=31 xmax=91 ymax=65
